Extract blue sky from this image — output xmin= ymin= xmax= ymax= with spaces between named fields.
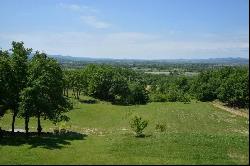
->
xmin=0 ymin=0 xmax=249 ymax=59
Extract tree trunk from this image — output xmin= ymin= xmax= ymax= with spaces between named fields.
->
xmin=66 ymin=88 xmax=68 ymax=97
xmin=77 ymin=90 xmax=79 ymax=99
xmin=73 ymin=89 xmax=75 ymax=98
xmin=37 ymin=113 xmax=42 ymax=136
xmin=25 ymin=115 xmax=29 ymax=137
xmin=11 ymin=110 xmax=17 ymax=134
xmin=0 ymin=127 xmax=2 ymax=138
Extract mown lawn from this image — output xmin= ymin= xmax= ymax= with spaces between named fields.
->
xmin=0 ymin=97 xmax=249 ymax=165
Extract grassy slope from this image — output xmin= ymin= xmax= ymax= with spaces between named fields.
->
xmin=0 ymin=97 xmax=249 ymax=165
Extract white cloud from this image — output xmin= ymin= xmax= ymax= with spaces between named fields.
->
xmin=80 ymin=16 xmax=111 ymax=29
xmin=59 ymin=3 xmax=80 ymax=11
xmin=0 ymin=32 xmax=248 ymax=59
xmin=58 ymin=3 xmax=99 ymax=13
xmin=58 ymin=3 xmax=110 ymax=29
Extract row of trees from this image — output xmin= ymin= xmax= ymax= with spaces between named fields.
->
xmin=145 ymin=75 xmax=193 ymax=103
xmin=142 ymin=66 xmax=249 ymax=108
xmin=0 ymin=42 xmax=72 ymax=135
xmin=191 ymin=67 xmax=249 ymax=108
xmin=61 ymin=63 xmax=249 ymax=108
xmin=63 ymin=64 xmax=149 ymax=105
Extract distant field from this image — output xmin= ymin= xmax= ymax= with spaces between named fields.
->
xmin=144 ymin=71 xmax=199 ymax=76
xmin=0 ymin=97 xmax=248 ymax=165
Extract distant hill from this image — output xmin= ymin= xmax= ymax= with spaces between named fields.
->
xmin=47 ymin=55 xmax=249 ymax=65
xmin=47 ymin=55 xmax=111 ymax=62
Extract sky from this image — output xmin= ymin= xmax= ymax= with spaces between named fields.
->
xmin=0 ymin=0 xmax=249 ymax=59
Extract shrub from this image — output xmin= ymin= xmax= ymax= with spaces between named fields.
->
xmin=130 ymin=115 xmax=148 ymax=137
xmin=149 ymin=93 xmax=167 ymax=102
xmin=155 ymin=123 xmax=166 ymax=132
xmin=180 ymin=94 xmax=191 ymax=103
xmin=54 ymin=122 xmax=70 ymax=135
xmin=53 ymin=127 xmax=60 ymax=135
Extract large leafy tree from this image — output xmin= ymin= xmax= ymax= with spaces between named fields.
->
xmin=0 ymin=50 xmax=12 ymax=118
xmin=19 ymin=87 xmax=36 ymax=135
xmin=19 ymin=52 xmax=72 ymax=135
xmin=191 ymin=70 xmax=218 ymax=101
xmin=127 ymin=82 xmax=149 ymax=105
xmin=0 ymin=42 xmax=32 ymax=133
xmin=70 ymin=70 xmax=87 ymax=99
xmin=217 ymin=68 xmax=249 ymax=108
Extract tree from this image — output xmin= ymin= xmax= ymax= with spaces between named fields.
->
xmin=86 ymin=65 xmax=114 ymax=101
xmin=191 ymin=70 xmax=218 ymax=101
xmin=19 ymin=52 xmax=72 ymax=135
xmin=1 ymin=42 xmax=32 ymax=133
xmin=0 ymin=50 xmax=11 ymax=137
xmin=217 ymin=68 xmax=249 ymax=108
xmin=109 ymin=74 xmax=130 ymax=104
xmin=127 ymin=82 xmax=149 ymax=105
xmin=130 ymin=115 xmax=148 ymax=137
xmin=18 ymin=87 xmax=36 ymax=135
xmin=62 ymin=70 xmax=71 ymax=97
xmin=69 ymin=70 xmax=87 ymax=99
xmin=0 ymin=50 xmax=12 ymax=118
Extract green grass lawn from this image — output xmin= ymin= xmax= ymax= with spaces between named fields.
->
xmin=0 ymin=97 xmax=249 ymax=165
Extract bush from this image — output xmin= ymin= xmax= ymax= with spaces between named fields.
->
xmin=54 ymin=122 xmax=70 ymax=135
xmin=149 ymin=93 xmax=167 ymax=102
xmin=180 ymin=94 xmax=191 ymax=103
xmin=155 ymin=123 xmax=167 ymax=132
xmin=130 ymin=115 xmax=148 ymax=137
xmin=53 ymin=127 xmax=60 ymax=135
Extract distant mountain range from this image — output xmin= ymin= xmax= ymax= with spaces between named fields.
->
xmin=47 ymin=54 xmax=249 ymax=64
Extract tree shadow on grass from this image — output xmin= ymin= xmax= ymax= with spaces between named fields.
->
xmin=0 ymin=130 xmax=87 ymax=150
xmin=79 ymin=99 xmax=98 ymax=104
xmin=135 ymin=134 xmax=152 ymax=138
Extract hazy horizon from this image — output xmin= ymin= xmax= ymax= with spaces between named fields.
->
xmin=0 ymin=0 xmax=249 ymax=59
xmin=49 ymin=54 xmax=249 ymax=60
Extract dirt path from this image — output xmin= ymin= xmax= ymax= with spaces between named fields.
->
xmin=212 ymin=102 xmax=249 ymax=119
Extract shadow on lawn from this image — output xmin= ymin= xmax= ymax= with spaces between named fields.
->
xmin=79 ymin=99 xmax=98 ymax=104
xmin=0 ymin=130 xmax=87 ymax=150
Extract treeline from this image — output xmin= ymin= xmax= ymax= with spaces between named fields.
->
xmin=191 ymin=67 xmax=249 ymax=108
xmin=144 ymin=74 xmax=193 ymax=103
xmin=0 ymin=42 xmax=72 ymax=136
xmin=63 ymin=64 xmax=149 ymax=105
xmin=142 ymin=66 xmax=249 ymax=108
xmin=63 ymin=64 xmax=249 ymax=108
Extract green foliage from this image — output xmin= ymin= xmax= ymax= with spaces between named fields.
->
xmin=192 ymin=67 xmax=249 ymax=108
xmin=21 ymin=52 xmax=73 ymax=132
xmin=149 ymin=93 xmax=168 ymax=102
xmin=155 ymin=123 xmax=167 ymax=132
xmin=191 ymin=70 xmax=218 ymax=101
xmin=148 ymin=75 xmax=193 ymax=103
xmin=63 ymin=64 xmax=149 ymax=105
xmin=0 ymin=50 xmax=12 ymax=117
xmin=127 ymin=82 xmax=149 ymax=105
xmin=217 ymin=68 xmax=249 ymax=108
xmin=0 ymin=42 xmax=32 ymax=132
xmin=130 ymin=115 xmax=148 ymax=137
xmin=0 ymin=41 xmax=73 ymax=134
